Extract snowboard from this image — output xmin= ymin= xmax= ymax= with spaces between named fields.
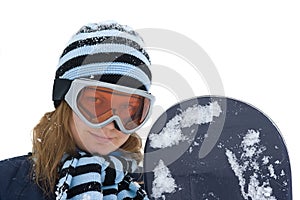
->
xmin=143 ymin=96 xmax=292 ymax=200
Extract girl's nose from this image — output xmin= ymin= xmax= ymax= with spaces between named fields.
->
xmin=103 ymin=121 xmax=120 ymax=131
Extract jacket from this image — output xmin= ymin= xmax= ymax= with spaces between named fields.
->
xmin=0 ymin=154 xmax=146 ymax=200
xmin=0 ymin=154 xmax=53 ymax=200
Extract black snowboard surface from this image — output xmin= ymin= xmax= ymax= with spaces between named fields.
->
xmin=143 ymin=96 xmax=292 ymax=200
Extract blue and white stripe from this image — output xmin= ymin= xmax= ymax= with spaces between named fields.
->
xmin=60 ymin=62 xmax=151 ymax=91
xmin=53 ymin=21 xmax=152 ymax=108
xmin=58 ymin=43 xmax=150 ymax=70
xmin=56 ymin=152 xmax=149 ymax=200
xmin=67 ymin=29 xmax=145 ymax=48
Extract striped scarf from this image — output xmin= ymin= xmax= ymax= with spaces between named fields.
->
xmin=55 ymin=151 xmax=149 ymax=200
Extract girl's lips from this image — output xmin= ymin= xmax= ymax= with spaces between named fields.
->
xmin=89 ymin=132 xmax=113 ymax=143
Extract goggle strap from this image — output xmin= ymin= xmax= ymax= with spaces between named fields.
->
xmin=52 ymin=78 xmax=73 ymax=101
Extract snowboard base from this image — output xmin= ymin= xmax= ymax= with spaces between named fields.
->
xmin=143 ymin=96 xmax=292 ymax=200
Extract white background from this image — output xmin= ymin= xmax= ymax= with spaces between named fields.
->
xmin=0 ymin=0 xmax=299 ymax=198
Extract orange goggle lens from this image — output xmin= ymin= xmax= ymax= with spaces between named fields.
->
xmin=76 ymin=86 xmax=151 ymax=130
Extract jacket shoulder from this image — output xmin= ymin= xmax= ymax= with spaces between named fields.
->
xmin=0 ymin=154 xmax=31 ymax=185
xmin=0 ymin=154 xmax=50 ymax=200
xmin=0 ymin=154 xmax=30 ymax=168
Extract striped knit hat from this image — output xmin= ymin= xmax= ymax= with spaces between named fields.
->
xmin=52 ymin=21 xmax=152 ymax=107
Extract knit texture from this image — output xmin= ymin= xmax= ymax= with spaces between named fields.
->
xmin=56 ymin=21 xmax=151 ymax=91
xmin=55 ymin=151 xmax=149 ymax=200
xmin=53 ymin=21 xmax=152 ymax=108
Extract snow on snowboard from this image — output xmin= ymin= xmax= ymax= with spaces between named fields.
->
xmin=143 ymin=96 xmax=292 ymax=200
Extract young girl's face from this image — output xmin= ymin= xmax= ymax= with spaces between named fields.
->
xmin=70 ymin=111 xmax=130 ymax=155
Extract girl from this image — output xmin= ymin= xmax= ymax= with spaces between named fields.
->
xmin=0 ymin=21 xmax=154 ymax=200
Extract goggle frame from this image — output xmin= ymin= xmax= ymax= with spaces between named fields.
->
xmin=64 ymin=78 xmax=155 ymax=134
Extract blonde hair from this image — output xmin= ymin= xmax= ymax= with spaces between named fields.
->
xmin=31 ymin=101 xmax=143 ymax=195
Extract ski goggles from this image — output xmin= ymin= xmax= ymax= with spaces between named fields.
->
xmin=64 ymin=78 xmax=155 ymax=134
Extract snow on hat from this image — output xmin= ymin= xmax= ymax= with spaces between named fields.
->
xmin=52 ymin=21 xmax=152 ymax=107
